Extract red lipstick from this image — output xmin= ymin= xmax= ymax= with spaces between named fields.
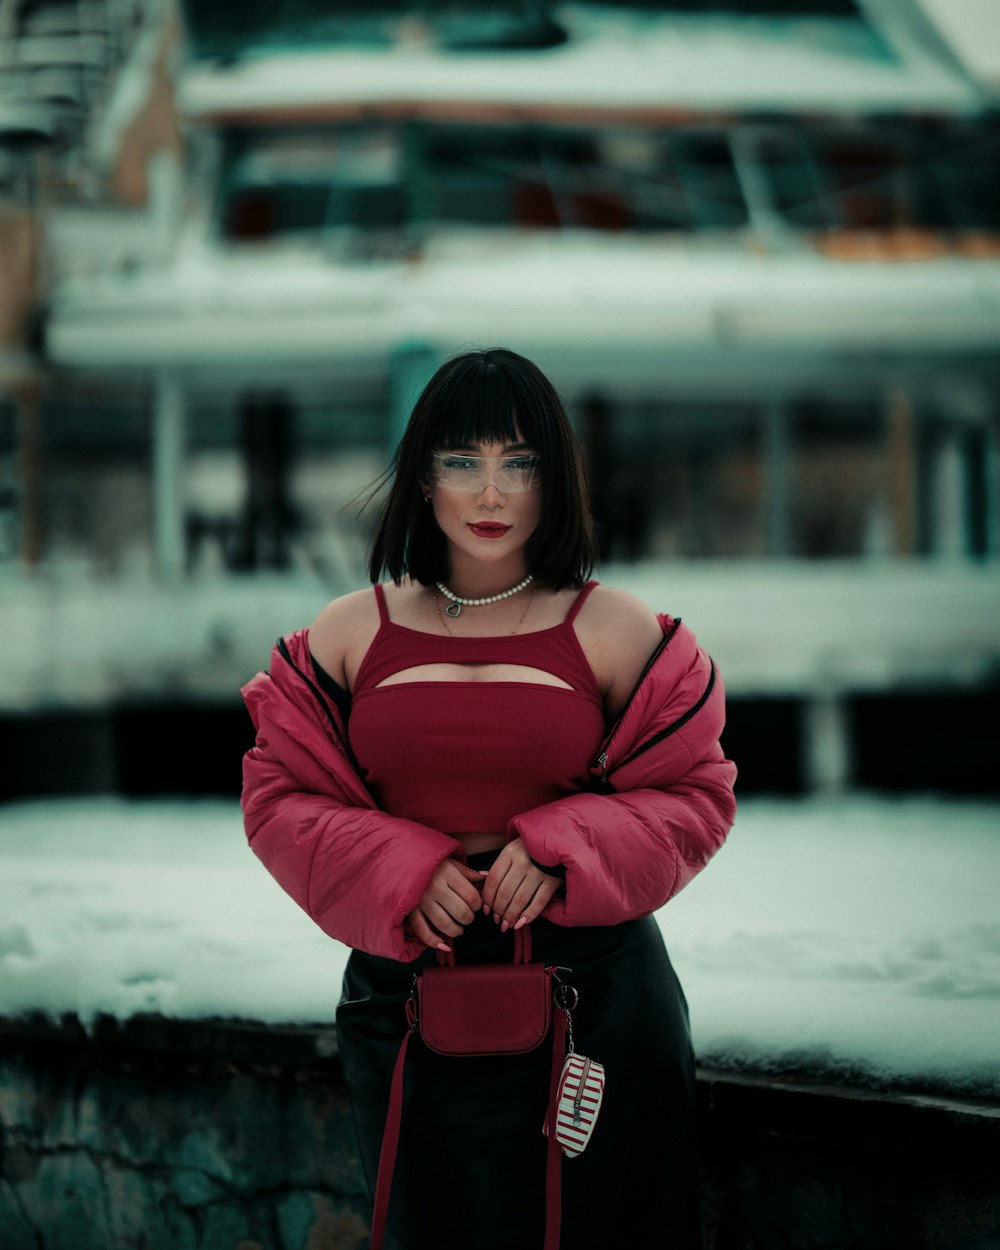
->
xmin=469 ymin=522 xmax=511 ymax=539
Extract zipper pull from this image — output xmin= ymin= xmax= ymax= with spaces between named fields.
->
xmin=595 ymin=750 xmax=608 ymax=780
xmin=573 ymin=1057 xmax=593 ymax=1125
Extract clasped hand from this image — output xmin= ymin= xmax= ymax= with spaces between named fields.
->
xmin=405 ymin=837 xmax=563 ymax=953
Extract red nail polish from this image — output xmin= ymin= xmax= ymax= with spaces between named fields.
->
xmin=483 ymin=905 xmax=490 ymax=916
xmin=513 ymin=917 xmax=526 ymax=931
xmin=500 ymin=920 xmax=509 ymax=934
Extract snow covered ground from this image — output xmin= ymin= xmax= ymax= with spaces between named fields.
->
xmin=0 ymin=794 xmax=997 ymax=1098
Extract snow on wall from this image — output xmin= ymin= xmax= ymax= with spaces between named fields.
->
xmin=47 ymin=236 xmax=1000 ymax=369
xmin=2 ymin=561 xmax=997 ymax=710
xmin=176 ymin=9 xmax=978 ymax=117
xmin=0 ymin=793 xmax=997 ymax=1096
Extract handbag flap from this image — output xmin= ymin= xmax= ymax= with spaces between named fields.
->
xmin=418 ymin=963 xmax=552 ymax=1056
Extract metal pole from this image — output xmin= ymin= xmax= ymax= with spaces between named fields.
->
xmin=15 ymin=377 xmax=43 ymax=566
xmin=763 ymin=396 xmax=791 ymax=557
xmin=884 ymin=384 xmax=915 ymax=558
xmin=930 ymin=427 xmax=966 ymax=560
xmin=388 ymin=340 xmax=438 ymax=454
xmin=984 ymin=414 xmax=1000 ymax=563
xmin=803 ymin=690 xmax=851 ymax=795
xmin=152 ymin=369 xmax=186 ymax=579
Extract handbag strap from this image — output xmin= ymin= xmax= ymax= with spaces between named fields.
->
xmin=369 ymin=989 xmax=566 ymax=1250
xmin=369 ymin=1024 xmax=412 ymax=1250
xmin=435 ymin=923 xmax=532 ymax=967
xmin=543 ymin=1003 xmax=567 ymax=1250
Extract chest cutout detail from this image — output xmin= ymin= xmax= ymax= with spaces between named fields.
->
xmin=373 ymin=663 xmax=575 ymax=690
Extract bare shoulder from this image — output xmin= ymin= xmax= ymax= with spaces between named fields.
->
xmin=307 ymin=587 xmax=380 ymax=689
xmin=574 ymin=585 xmax=664 ymax=717
xmin=576 ymin=584 xmax=660 ymax=634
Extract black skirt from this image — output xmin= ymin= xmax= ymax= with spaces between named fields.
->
xmin=335 ymin=856 xmax=702 ymax=1250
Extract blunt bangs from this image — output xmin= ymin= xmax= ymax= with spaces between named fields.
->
xmin=368 ymin=348 xmax=598 ymax=589
xmin=428 ymin=363 xmax=525 ymax=454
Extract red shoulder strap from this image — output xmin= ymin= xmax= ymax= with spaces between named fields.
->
xmin=370 ymin=1002 xmax=566 ymax=1250
xmin=543 ymin=1006 xmax=568 ymax=1250
xmin=564 ymin=579 xmax=600 ymax=626
xmin=369 ymin=1028 xmax=411 ymax=1250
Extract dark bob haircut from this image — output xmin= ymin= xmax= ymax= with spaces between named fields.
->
xmin=369 ymin=348 xmax=597 ymax=589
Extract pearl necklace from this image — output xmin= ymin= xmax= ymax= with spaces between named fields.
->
xmin=434 ymin=574 xmax=534 ymax=618
xmin=434 ymin=588 xmax=538 ymax=637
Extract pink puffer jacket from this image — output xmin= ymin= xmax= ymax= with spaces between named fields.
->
xmin=241 ymin=616 xmax=736 ymax=962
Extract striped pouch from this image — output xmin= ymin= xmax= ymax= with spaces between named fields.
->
xmin=548 ymin=1052 xmax=606 ymax=1157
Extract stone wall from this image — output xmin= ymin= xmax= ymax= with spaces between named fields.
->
xmin=698 ymin=1072 xmax=1000 ymax=1250
xmin=1 ymin=1014 xmax=998 ymax=1250
xmin=0 ymin=1015 xmax=369 ymax=1250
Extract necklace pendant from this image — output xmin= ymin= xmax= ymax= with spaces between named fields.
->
xmin=445 ymin=601 xmax=462 ymax=618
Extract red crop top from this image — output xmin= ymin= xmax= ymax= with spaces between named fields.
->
xmin=348 ymin=583 xmax=607 ymax=835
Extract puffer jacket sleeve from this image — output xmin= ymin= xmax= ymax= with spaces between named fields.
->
xmin=507 ymin=618 xmax=736 ymax=927
xmin=241 ymin=633 xmax=466 ymax=962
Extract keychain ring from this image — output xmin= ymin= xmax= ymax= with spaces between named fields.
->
xmin=554 ymin=983 xmax=579 ymax=1012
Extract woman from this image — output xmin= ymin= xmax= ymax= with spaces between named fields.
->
xmin=241 ymin=348 xmax=737 ymax=1250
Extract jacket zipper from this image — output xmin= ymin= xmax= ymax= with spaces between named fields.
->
xmin=592 ymin=618 xmax=681 ymax=780
xmin=603 ymin=661 xmax=718 ymax=781
xmin=276 ymin=636 xmax=363 ymax=774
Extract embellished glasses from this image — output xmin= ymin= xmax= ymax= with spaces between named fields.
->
xmin=429 ymin=452 xmax=541 ymax=493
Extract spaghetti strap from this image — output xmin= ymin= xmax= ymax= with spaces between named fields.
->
xmin=563 ymin=579 xmax=600 ymax=626
xmin=373 ymin=583 xmax=389 ymax=625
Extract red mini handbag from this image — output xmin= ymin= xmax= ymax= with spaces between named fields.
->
xmin=415 ymin=953 xmax=554 ymax=1056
